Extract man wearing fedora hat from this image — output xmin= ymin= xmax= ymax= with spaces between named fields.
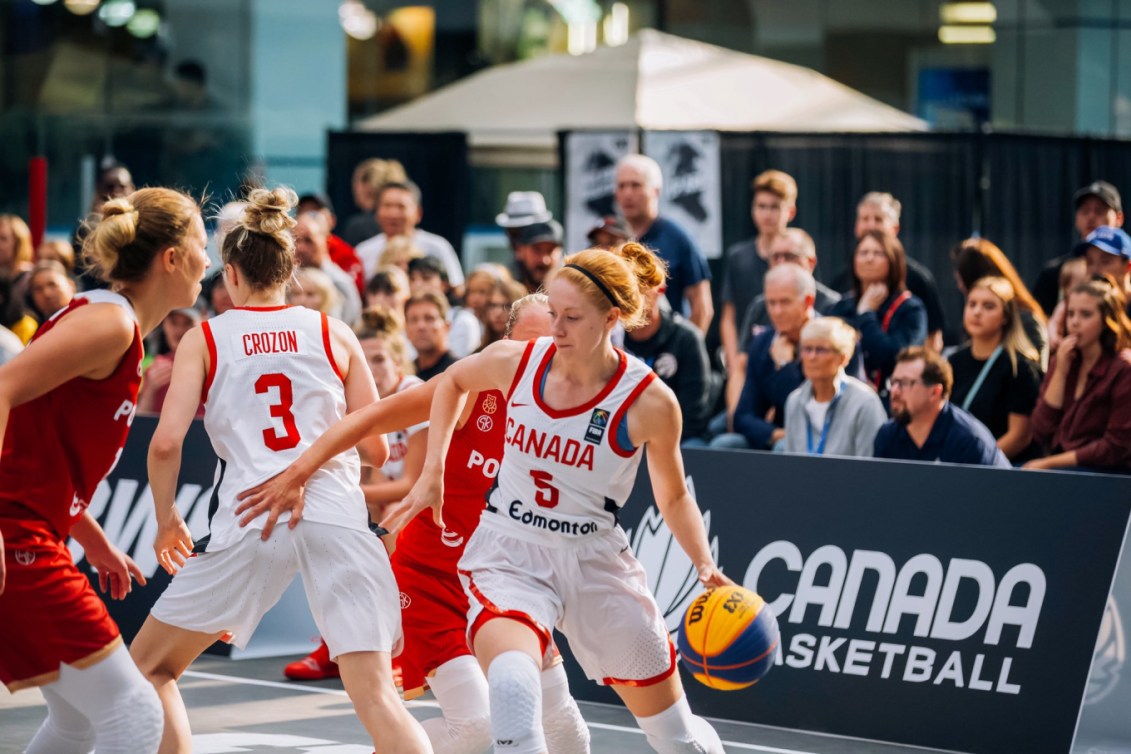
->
xmin=496 ymin=191 xmax=565 ymax=293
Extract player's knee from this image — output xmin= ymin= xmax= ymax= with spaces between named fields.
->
xmin=634 ymin=696 xmax=723 ymax=754
xmin=99 ymin=680 xmax=164 ymax=753
xmin=487 ymin=651 xmax=544 ymax=754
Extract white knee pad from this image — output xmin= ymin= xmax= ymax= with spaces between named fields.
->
xmin=47 ymin=644 xmax=163 ymax=754
xmin=540 ymin=663 xmax=590 ymax=754
xmin=487 ymin=651 xmax=544 ymax=754
xmin=422 ymin=655 xmax=492 ymax=754
xmin=634 ymin=695 xmax=724 ymax=754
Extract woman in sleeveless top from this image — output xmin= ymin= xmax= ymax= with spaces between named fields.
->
xmin=382 ymin=242 xmax=730 ymax=754
xmin=0 ymin=187 xmax=209 ymax=753
xmin=129 ymin=188 xmax=432 ymax=754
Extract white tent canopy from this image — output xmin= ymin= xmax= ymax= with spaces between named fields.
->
xmin=357 ymin=29 xmax=927 ymax=149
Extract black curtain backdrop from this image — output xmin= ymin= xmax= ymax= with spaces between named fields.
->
xmin=327 ymin=128 xmax=1131 ymax=343
xmin=326 ymin=131 xmax=469 ymax=254
xmin=714 ymin=131 xmax=1131 ymax=344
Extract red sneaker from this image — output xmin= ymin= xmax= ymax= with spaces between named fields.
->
xmin=284 ymin=639 xmax=340 ymax=680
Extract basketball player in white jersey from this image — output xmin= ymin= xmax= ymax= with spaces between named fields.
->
xmin=383 ymin=243 xmax=731 ymax=754
xmin=130 ymin=187 xmax=433 ymax=754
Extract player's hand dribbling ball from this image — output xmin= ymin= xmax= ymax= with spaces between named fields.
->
xmin=677 ymin=586 xmax=779 ymax=690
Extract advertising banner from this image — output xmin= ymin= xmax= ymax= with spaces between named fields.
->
xmin=560 ymin=450 xmax=1130 ymax=754
xmin=563 ymin=131 xmax=637 ymax=253
xmin=641 ymin=130 xmax=723 ymax=259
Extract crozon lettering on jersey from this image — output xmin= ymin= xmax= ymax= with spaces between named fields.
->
xmin=505 ymin=417 xmax=595 ymax=471
xmin=240 ymin=330 xmax=299 ymax=357
xmin=746 ymin=541 xmax=1044 ymax=695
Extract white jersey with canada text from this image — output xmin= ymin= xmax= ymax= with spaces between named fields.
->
xmin=484 ymin=337 xmax=656 ymax=545
xmin=199 ymin=305 xmax=367 ymax=551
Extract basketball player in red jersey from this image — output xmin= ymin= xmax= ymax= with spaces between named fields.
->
xmin=129 ymin=188 xmax=431 ymax=754
xmin=0 ymin=187 xmax=210 ymax=753
xmin=383 ymin=243 xmax=731 ymax=754
xmin=239 ymin=294 xmax=592 ymax=754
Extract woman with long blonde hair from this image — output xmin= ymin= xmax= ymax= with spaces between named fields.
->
xmin=949 ymin=276 xmax=1044 ymax=461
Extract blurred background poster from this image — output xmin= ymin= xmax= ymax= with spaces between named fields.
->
xmin=643 ymin=130 xmax=722 ymax=259
xmin=564 ymin=130 xmax=636 ymax=253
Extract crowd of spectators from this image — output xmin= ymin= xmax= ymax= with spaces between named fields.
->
xmin=7 ymin=156 xmax=1130 ymax=475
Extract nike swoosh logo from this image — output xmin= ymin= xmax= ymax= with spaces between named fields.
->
xmin=511 ymin=402 xmax=530 ymax=407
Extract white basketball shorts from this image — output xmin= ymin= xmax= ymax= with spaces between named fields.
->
xmin=151 ymin=521 xmax=401 ymax=658
xmin=458 ymin=518 xmax=675 ymax=686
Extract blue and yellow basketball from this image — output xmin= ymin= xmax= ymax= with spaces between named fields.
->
xmin=676 ymin=586 xmax=779 ymax=690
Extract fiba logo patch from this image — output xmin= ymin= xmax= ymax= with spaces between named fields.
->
xmin=481 ymin=393 xmax=497 ymax=415
xmin=477 ymin=415 xmax=493 ymax=432
xmin=1085 ymin=595 xmax=1125 ymax=705
xmin=585 ymin=408 xmax=609 ymax=444
xmin=14 ymin=550 xmax=35 ymax=566
xmin=399 ymin=592 xmax=411 ymax=610
xmin=625 ymin=476 xmax=718 ymax=635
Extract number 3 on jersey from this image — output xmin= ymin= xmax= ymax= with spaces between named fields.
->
xmin=530 ymin=470 xmax=559 ymax=508
xmin=255 ymin=373 xmax=301 ymax=451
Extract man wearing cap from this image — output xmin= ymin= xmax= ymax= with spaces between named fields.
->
xmin=587 ymin=216 xmax=633 ymax=249
xmin=298 ymin=192 xmax=365 ymax=298
xmin=615 ymin=154 xmax=713 ymax=334
xmin=1033 ymin=181 xmax=1124 ymax=316
xmin=496 ymin=191 xmax=553 ymax=248
xmin=512 ymin=220 xmax=564 ymax=294
xmin=1080 ymin=226 xmax=1131 ymax=296
xmin=356 ymin=180 xmax=465 ymax=294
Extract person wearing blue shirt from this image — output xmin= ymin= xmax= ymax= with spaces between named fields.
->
xmin=615 ymin=154 xmax=713 ymax=333
xmin=874 ymin=346 xmax=1011 ymax=467
xmin=710 ymin=265 xmax=813 ymax=450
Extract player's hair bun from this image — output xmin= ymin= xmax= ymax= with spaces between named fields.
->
xmin=616 ymin=241 xmax=667 ymax=291
xmin=242 ymin=187 xmax=297 ymax=243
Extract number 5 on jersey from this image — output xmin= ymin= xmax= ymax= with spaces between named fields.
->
xmin=256 ymin=373 xmax=301 ymax=451
xmin=530 ymin=470 xmax=559 ymax=508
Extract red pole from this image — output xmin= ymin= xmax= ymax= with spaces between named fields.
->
xmin=29 ymin=157 xmax=47 ymax=250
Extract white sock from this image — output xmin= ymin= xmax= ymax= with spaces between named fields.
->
xmin=540 ymin=663 xmax=589 ymax=754
xmin=634 ymin=694 xmax=723 ymax=754
xmin=487 ymin=651 xmax=545 ymax=754
xmin=422 ymin=655 xmax=492 ymax=754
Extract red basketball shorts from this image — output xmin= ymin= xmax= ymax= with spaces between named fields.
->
xmin=391 ymin=555 xmax=473 ymax=699
xmin=0 ymin=519 xmax=121 ymax=691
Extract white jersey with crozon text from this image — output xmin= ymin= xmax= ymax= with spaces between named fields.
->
xmin=199 ymin=305 xmax=368 ymax=551
xmin=484 ymin=337 xmax=656 ymax=546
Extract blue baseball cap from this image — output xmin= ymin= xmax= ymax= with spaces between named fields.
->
xmin=1075 ymin=225 xmax=1131 ymax=259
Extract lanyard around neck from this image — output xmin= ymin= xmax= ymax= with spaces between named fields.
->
xmin=960 ymin=345 xmax=1003 ymax=412
xmin=806 ymin=381 xmax=846 ymax=455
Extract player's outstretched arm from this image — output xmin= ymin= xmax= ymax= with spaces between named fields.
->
xmin=235 ymin=360 xmax=440 ymax=528
xmin=635 ymin=382 xmax=732 ymax=589
xmin=380 ymin=340 xmax=526 ymax=534
xmin=147 ymin=327 xmax=207 ymax=571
